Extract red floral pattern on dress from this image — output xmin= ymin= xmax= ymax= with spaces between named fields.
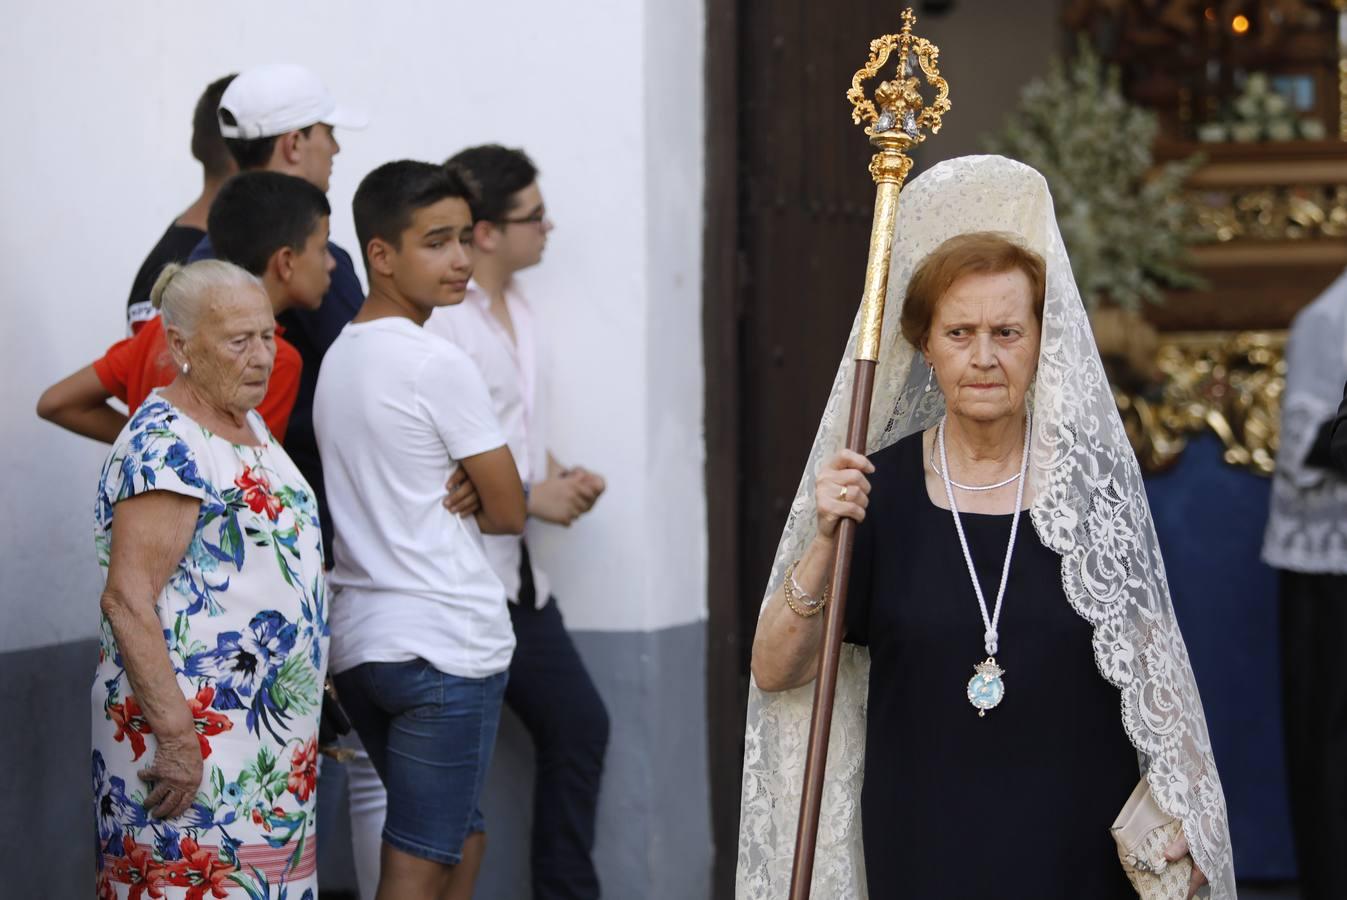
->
xmin=178 ymin=835 xmax=238 ymax=900
xmin=96 ymin=867 xmax=119 ymax=900
xmin=187 ymin=686 xmax=233 ymax=760
xmin=106 ymin=688 xmax=234 ymax=764
xmin=107 ymin=695 xmax=152 ymax=761
xmin=235 ymin=465 xmax=285 ymax=521
xmin=122 ymin=834 xmax=170 ymax=899
xmin=287 ymin=736 xmax=319 ymax=803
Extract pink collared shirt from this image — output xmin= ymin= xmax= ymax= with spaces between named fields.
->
xmin=425 ymin=280 xmax=551 ymax=607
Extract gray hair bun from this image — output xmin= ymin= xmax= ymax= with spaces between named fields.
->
xmin=150 ymin=263 xmax=185 ymax=310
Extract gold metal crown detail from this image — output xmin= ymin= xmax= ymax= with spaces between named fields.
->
xmin=846 ymin=8 xmax=950 ymax=142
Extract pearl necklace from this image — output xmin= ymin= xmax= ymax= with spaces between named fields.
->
xmin=937 ymin=408 xmax=1031 ymax=717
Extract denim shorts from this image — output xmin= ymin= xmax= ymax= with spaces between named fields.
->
xmin=333 ymin=659 xmax=508 ymax=865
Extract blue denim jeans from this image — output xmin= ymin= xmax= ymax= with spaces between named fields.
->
xmin=334 ymin=659 xmax=508 ymax=865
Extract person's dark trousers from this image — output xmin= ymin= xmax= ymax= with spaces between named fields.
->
xmin=1279 ymin=570 xmax=1347 ymax=900
xmin=508 ymin=543 xmax=610 ymax=899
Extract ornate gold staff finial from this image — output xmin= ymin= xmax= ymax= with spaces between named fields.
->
xmin=843 ymin=7 xmax=950 ymax=362
xmin=846 ymin=7 xmax=950 ymax=185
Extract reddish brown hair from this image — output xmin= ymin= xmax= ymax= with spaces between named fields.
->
xmin=900 ymin=231 xmax=1046 ymax=349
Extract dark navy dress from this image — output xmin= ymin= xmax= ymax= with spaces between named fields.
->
xmin=844 ymin=432 xmax=1138 ymax=899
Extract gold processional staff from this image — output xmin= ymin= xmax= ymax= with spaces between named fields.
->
xmin=787 ymin=9 xmax=950 ymax=899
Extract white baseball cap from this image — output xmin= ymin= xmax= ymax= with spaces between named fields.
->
xmin=218 ymin=63 xmax=368 ymax=140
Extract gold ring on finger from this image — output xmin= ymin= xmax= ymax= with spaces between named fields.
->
xmin=838 ymin=486 xmax=848 ymax=501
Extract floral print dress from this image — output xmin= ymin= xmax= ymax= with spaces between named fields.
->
xmin=92 ymin=395 xmax=328 ymax=900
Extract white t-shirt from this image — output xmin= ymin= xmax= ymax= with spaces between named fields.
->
xmin=314 ymin=316 xmax=515 ymax=679
xmin=425 ymin=281 xmax=551 ymax=607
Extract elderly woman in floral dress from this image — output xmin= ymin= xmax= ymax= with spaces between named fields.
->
xmin=93 ymin=260 xmax=327 ymax=900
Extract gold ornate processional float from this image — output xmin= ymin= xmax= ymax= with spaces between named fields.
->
xmin=1084 ymin=1 xmax=1347 ymax=476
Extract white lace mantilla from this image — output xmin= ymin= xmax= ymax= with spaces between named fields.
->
xmin=1261 ymin=270 xmax=1347 ymax=574
xmin=736 ymin=156 xmax=1236 ymax=899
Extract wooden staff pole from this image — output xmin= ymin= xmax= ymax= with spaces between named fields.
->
xmin=787 ymin=11 xmax=947 ymax=897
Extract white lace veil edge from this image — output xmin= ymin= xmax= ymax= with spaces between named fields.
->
xmin=735 ymin=155 xmax=1236 ymax=899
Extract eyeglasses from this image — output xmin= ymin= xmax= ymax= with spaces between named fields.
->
xmin=497 ymin=209 xmax=548 ymax=227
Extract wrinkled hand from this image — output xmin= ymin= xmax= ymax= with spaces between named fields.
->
xmin=530 ymin=473 xmax=599 ymax=526
xmin=814 ymin=450 xmax=874 ymax=540
xmin=139 ymin=732 xmax=203 ymax=821
xmin=443 ymin=467 xmax=481 ymax=517
xmin=1164 ymin=832 xmax=1207 ymax=900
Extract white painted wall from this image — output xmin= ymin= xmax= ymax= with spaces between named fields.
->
xmin=0 ymin=0 xmax=705 ymax=652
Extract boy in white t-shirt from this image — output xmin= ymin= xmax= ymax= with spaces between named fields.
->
xmin=346 ymin=145 xmax=611 ymax=900
xmin=314 ymin=160 xmax=526 ymax=899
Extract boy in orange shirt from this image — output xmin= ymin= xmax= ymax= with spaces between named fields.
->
xmin=38 ymin=172 xmax=333 ymax=443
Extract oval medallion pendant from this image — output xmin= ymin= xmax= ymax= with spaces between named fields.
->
xmin=966 ymin=657 xmax=1005 ymax=717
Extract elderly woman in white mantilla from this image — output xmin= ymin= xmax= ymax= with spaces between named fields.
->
xmin=739 ymin=156 xmax=1235 ymax=899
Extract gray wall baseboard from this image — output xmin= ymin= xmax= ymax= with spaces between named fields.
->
xmin=2 ymin=622 xmax=711 ymax=899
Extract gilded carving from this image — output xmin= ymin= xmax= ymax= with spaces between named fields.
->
xmin=847 ymin=8 xmax=948 ymax=362
xmin=1337 ymin=0 xmax=1347 ymax=139
xmin=846 ymin=7 xmax=950 ymax=146
xmin=1186 ymin=185 xmax=1347 ymax=242
xmin=1114 ymin=331 xmax=1286 ymax=476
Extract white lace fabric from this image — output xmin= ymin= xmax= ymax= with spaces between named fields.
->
xmin=1261 ymin=269 xmax=1347 ymax=574
xmin=736 ymin=156 xmax=1236 ymax=899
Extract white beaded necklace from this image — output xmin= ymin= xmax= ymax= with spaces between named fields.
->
xmin=937 ymin=407 xmax=1031 ymax=716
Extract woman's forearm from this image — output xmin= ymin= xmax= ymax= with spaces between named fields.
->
xmin=101 ymin=490 xmax=201 ymax=744
xmin=101 ymin=591 xmax=194 ymax=742
xmin=750 ymin=535 xmax=837 ymax=692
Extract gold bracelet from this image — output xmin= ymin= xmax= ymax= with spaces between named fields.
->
xmin=783 ymin=561 xmax=830 ymax=618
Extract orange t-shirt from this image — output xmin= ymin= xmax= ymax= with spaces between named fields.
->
xmin=92 ymin=316 xmax=302 ymax=442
